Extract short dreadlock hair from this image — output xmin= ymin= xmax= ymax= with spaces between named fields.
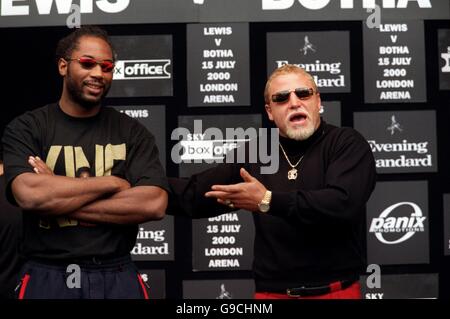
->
xmin=55 ymin=25 xmax=116 ymax=63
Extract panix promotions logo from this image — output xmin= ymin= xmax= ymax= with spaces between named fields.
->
xmin=113 ymin=60 xmax=171 ymax=80
xmin=369 ymin=202 xmax=426 ymax=245
xmin=368 ymin=115 xmax=432 ymax=169
xmin=441 ymin=46 xmax=450 ymax=73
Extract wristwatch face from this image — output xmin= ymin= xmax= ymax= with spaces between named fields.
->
xmin=258 ymin=203 xmax=270 ymax=213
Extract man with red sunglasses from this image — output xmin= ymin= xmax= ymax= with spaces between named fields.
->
xmin=2 ymin=26 xmax=169 ymax=299
xmin=169 ymin=64 xmax=376 ymax=299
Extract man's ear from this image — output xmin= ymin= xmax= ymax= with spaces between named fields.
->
xmin=316 ymin=93 xmax=322 ymax=112
xmin=58 ymin=58 xmax=68 ymax=76
xmin=265 ymin=104 xmax=274 ymax=121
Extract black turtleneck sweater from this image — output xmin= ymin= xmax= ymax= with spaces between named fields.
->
xmin=169 ymin=121 xmax=376 ymax=292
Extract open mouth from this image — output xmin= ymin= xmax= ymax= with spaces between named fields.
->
xmin=85 ymin=82 xmax=104 ymax=95
xmin=288 ymin=113 xmax=308 ymax=124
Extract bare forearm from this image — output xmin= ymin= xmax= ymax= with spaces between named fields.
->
xmin=68 ymin=186 xmax=168 ymax=224
xmin=12 ymin=173 xmax=128 ymax=215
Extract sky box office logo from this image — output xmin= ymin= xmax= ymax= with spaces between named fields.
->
xmin=178 ymin=138 xmax=245 ymax=162
xmin=113 ymin=60 xmax=171 ymax=80
xmin=171 ymin=119 xmax=279 ymax=176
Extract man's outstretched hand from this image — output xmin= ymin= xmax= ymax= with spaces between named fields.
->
xmin=205 ymin=168 xmax=267 ymax=212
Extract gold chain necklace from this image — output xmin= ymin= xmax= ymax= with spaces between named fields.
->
xmin=279 ymin=143 xmax=304 ymax=180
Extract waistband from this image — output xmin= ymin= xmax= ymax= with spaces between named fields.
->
xmin=28 ymin=254 xmax=133 ymax=269
xmin=271 ymin=279 xmax=357 ymax=297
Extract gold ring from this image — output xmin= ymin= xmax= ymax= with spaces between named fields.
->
xmin=228 ymin=202 xmax=235 ymax=209
xmin=224 ymin=199 xmax=231 ymax=205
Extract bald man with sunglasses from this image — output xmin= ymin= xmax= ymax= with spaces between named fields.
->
xmin=2 ymin=26 xmax=169 ymax=299
xmin=169 ymin=64 xmax=376 ymax=299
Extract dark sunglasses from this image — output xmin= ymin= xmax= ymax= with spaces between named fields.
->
xmin=65 ymin=57 xmax=115 ymax=73
xmin=271 ymin=87 xmax=316 ymax=103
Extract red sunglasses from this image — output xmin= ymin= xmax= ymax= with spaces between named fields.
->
xmin=65 ymin=56 xmax=115 ymax=73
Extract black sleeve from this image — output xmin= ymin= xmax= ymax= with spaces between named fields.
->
xmin=2 ymin=113 xmax=42 ymax=205
xmin=167 ymin=162 xmax=241 ymax=219
xmin=270 ymin=128 xmax=376 ymax=225
xmin=125 ymin=122 xmax=169 ymax=192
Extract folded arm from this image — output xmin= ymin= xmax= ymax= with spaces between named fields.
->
xmin=11 ymin=171 xmax=130 ymax=215
xmin=67 ymin=186 xmax=167 ymax=225
xmin=23 ymin=155 xmax=167 ymax=224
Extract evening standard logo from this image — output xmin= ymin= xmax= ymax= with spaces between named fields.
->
xmin=442 ymin=47 xmax=450 ymax=73
xmin=368 ymin=115 xmax=432 ymax=168
xmin=386 ymin=115 xmax=403 ymax=135
xmin=299 ymin=36 xmax=316 ymax=55
xmin=275 ymin=35 xmax=344 ymax=88
xmin=113 ymin=60 xmax=171 ymax=80
xmin=132 ymin=227 xmax=168 ymax=255
xmin=369 ymin=202 xmax=426 ymax=244
xmin=216 ymin=284 xmax=232 ymax=299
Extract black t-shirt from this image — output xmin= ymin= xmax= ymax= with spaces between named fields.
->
xmin=2 ymin=104 xmax=169 ymax=260
xmin=0 ymin=174 xmax=23 ymax=298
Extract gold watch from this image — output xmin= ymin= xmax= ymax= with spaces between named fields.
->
xmin=257 ymin=190 xmax=272 ymax=213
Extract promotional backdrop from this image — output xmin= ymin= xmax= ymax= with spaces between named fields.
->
xmin=0 ymin=0 xmax=449 ymax=299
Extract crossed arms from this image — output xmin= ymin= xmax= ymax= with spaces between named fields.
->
xmin=11 ymin=156 xmax=168 ymax=225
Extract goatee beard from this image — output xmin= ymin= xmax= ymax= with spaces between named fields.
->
xmin=65 ymin=68 xmax=109 ymax=109
xmin=66 ymin=82 xmax=107 ymax=110
xmin=285 ymin=125 xmax=315 ymax=141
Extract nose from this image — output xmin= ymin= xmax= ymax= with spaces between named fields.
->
xmin=89 ymin=64 xmax=104 ymax=78
xmin=288 ymin=91 xmax=302 ymax=109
